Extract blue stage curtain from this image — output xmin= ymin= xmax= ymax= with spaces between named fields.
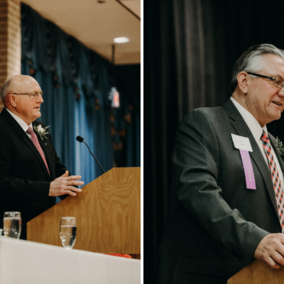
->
xmin=21 ymin=3 xmax=140 ymax=194
xmin=114 ymin=65 xmax=140 ymax=167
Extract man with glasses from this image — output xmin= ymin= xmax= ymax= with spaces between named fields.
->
xmin=153 ymin=44 xmax=284 ymax=284
xmin=0 ymin=75 xmax=84 ymax=240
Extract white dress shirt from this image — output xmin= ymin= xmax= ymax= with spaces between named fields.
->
xmin=230 ymin=97 xmax=284 ymax=188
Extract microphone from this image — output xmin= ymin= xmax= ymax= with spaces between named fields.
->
xmin=76 ymin=136 xmax=106 ymax=173
xmin=76 ymin=136 xmax=84 ymax=142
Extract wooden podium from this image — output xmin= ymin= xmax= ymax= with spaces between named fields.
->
xmin=27 ymin=167 xmax=140 ymax=255
xmin=228 ymin=260 xmax=284 ymax=283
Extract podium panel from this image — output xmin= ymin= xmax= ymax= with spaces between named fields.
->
xmin=27 ymin=167 xmax=140 ymax=254
xmin=228 ymin=260 xmax=284 ymax=284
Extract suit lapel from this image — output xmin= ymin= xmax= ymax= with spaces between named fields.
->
xmin=1 ymin=109 xmax=50 ymax=180
xmin=223 ymin=100 xmax=279 ymax=218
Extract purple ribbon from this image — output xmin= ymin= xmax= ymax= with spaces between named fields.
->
xmin=239 ymin=150 xmax=256 ymax=190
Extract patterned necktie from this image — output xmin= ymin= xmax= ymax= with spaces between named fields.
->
xmin=261 ymin=131 xmax=284 ymax=231
xmin=26 ymin=127 xmax=50 ymax=175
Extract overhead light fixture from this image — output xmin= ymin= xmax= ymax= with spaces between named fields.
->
xmin=113 ymin=37 xmax=129 ymax=43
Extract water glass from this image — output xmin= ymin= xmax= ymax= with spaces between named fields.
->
xmin=3 ymin=211 xmax=22 ymax=239
xmin=60 ymin=217 xmax=77 ymax=250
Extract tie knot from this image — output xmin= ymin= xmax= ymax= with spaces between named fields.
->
xmin=26 ymin=127 xmax=34 ymax=135
xmin=261 ymin=131 xmax=269 ymax=143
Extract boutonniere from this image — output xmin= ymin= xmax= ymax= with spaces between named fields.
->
xmin=275 ymin=137 xmax=284 ymax=158
xmin=33 ymin=125 xmax=50 ymax=141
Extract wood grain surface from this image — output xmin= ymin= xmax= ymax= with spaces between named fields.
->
xmin=27 ymin=167 xmax=140 ymax=254
xmin=228 ymin=260 xmax=284 ymax=284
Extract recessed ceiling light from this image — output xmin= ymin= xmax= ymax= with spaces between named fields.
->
xmin=113 ymin=37 xmax=130 ymax=43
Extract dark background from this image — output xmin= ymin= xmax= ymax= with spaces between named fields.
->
xmin=144 ymin=0 xmax=284 ymax=282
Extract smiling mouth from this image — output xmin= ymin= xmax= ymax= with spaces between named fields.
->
xmin=272 ymin=101 xmax=283 ymax=107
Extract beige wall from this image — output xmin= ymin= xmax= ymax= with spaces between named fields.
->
xmin=0 ymin=0 xmax=21 ymax=111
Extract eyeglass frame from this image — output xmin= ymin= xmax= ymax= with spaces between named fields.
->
xmin=247 ymin=72 xmax=284 ymax=89
xmin=11 ymin=91 xmax=43 ymax=99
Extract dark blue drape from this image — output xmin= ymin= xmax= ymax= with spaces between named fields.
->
xmin=21 ymin=4 xmax=140 ymax=194
xmin=114 ymin=65 xmax=140 ymax=167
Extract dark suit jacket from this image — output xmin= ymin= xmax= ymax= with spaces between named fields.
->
xmin=0 ymin=108 xmax=68 ymax=239
xmin=153 ymin=99 xmax=283 ymax=284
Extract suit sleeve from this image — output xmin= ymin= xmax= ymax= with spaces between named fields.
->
xmin=172 ymin=109 xmax=268 ymax=265
xmin=0 ymin=136 xmax=50 ymax=203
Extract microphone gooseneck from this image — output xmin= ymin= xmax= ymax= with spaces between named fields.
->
xmin=76 ymin=136 xmax=105 ymax=173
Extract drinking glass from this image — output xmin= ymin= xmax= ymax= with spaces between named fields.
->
xmin=60 ymin=217 xmax=77 ymax=250
xmin=3 ymin=211 xmax=22 ymax=239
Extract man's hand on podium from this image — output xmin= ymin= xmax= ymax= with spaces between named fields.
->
xmin=49 ymin=171 xmax=84 ymax=197
xmin=254 ymin=233 xmax=284 ymax=269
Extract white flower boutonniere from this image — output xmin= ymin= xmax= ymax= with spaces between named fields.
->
xmin=275 ymin=137 xmax=284 ymax=159
xmin=33 ymin=125 xmax=50 ymax=141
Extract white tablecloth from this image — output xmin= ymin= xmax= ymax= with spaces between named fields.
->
xmin=0 ymin=237 xmax=140 ymax=284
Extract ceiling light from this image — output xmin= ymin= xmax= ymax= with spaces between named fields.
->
xmin=113 ymin=37 xmax=129 ymax=43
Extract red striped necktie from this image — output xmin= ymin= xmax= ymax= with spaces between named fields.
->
xmin=261 ymin=131 xmax=284 ymax=232
xmin=26 ymin=127 xmax=50 ymax=175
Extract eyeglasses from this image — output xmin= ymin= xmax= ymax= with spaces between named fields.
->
xmin=247 ymin=72 xmax=284 ymax=89
xmin=12 ymin=91 xmax=43 ymax=99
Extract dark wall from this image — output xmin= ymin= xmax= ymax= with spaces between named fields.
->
xmin=144 ymin=0 xmax=284 ymax=282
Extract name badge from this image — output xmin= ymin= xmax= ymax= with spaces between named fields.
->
xmin=231 ymin=134 xmax=256 ymax=190
xmin=231 ymin=134 xmax=253 ymax=152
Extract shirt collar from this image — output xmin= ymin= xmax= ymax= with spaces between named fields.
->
xmin=6 ymin=108 xmax=33 ymax=133
xmin=230 ymin=97 xmax=267 ymax=141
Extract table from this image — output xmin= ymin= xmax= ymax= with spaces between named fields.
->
xmin=0 ymin=237 xmax=140 ymax=284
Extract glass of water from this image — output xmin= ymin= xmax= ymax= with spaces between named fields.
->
xmin=60 ymin=217 xmax=77 ymax=250
xmin=3 ymin=211 xmax=22 ymax=239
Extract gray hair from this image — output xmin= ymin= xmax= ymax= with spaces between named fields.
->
xmin=0 ymin=77 xmax=14 ymax=103
xmin=230 ymin=44 xmax=284 ymax=93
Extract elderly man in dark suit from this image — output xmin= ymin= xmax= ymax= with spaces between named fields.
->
xmin=0 ymin=75 xmax=84 ymax=240
xmin=153 ymin=44 xmax=284 ymax=284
